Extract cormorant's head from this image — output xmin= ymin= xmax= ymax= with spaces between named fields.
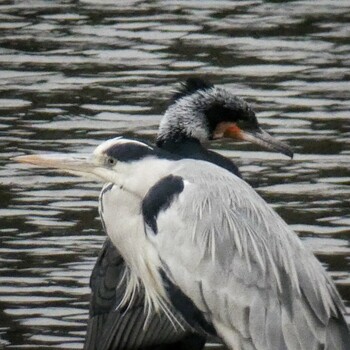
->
xmin=157 ymin=77 xmax=293 ymax=158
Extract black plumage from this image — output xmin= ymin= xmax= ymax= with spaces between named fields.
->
xmin=171 ymin=77 xmax=213 ymax=102
xmin=142 ymin=175 xmax=184 ymax=235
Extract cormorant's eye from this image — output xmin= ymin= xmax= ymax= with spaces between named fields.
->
xmin=107 ymin=157 xmax=116 ymax=166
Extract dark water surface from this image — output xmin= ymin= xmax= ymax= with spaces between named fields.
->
xmin=0 ymin=0 xmax=349 ymax=349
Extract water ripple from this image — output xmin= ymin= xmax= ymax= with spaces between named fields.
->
xmin=1 ymin=1 xmax=349 ymax=349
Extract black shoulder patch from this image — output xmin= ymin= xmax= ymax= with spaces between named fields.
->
xmin=160 ymin=269 xmax=217 ymax=337
xmin=172 ymin=77 xmax=214 ymax=102
xmin=106 ymin=143 xmax=154 ymax=162
xmin=142 ymin=175 xmax=184 ymax=234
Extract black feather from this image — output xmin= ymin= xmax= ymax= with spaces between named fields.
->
xmin=172 ymin=77 xmax=214 ymax=102
xmin=142 ymin=175 xmax=184 ymax=234
xmin=157 ymin=137 xmax=241 ymax=178
xmin=84 ymin=239 xmax=204 ymax=350
xmin=105 ymin=141 xmax=179 ymax=164
xmin=160 ymin=270 xmax=217 ymax=337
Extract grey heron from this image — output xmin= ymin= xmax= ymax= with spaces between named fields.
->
xmin=15 ymin=137 xmax=350 ymax=350
xmin=86 ymin=78 xmax=294 ymax=350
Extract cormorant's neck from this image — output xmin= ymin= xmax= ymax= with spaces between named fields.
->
xmin=156 ymin=135 xmax=241 ymax=178
xmin=156 ymin=135 xmax=203 ymax=155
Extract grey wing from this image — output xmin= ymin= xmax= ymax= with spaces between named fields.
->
xmin=149 ymin=162 xmax=350 ymax=350
xmin=84 ymin=239 xmax=206 ymax=350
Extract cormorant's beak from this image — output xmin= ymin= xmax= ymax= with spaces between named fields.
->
xmin=223 ymin=123 xmax=294 ymax=159
xmin=13 ymin=153 xmax=106 ymax=181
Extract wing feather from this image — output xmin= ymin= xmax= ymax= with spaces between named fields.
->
xmin=249 ymin=294 xmax=267 ymax=349
xmin=265 ymin=301 xmax=287 ymax=350
xmin=147 ymin=160 xmax=350 ymax=350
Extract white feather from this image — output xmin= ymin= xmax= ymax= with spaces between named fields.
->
xmin=100 ymin=183 xmax=184 ymax=331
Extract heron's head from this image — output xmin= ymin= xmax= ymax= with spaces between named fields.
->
xmin=14 ymin=137 xmax=174 ymax=195
xmin=157 ymin=77 xmax=293 ymax=158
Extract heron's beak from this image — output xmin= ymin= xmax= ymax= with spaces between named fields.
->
xmin=223 ymin=124 xmax=293 ymax=158
xmin=13 ymin=153 xmax=105 ymax=181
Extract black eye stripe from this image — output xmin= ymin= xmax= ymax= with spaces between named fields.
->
xmin=104 ymin=141 xmax=180 ymax=163
xmin=105 ymin=143 xmax=153 ymax=163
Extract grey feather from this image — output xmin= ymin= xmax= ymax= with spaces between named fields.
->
xmin=249 ymin=294 xmax=267 ymax=350
xmin=146 ymin=159 xmax=350 ymax=350
xmin=265 ymin=301 xmax=287 ymax=350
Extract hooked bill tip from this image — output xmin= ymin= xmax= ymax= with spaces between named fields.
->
xmin=238 ymin=128 xmax=294 ymax=159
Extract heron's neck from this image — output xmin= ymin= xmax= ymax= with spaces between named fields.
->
xmin=115 ymin=158 xmax=175 ymax=198
xmin=99 ymin=185 xmax=169 ymax=316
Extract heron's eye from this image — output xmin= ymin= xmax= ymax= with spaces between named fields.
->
xmin=107 ymin=157 xmax=116 ymax=166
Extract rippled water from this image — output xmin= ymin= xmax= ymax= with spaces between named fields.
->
xmin=1 ymin=0 xmax=349 ymax=349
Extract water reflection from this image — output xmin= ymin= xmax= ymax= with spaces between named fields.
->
xmin=0 ymin=0 xmax=349 ymax=349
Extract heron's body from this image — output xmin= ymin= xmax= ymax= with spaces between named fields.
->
xmin=98 ymin=152 xmax=350 ymax=350
xmin=86 ymin=146 xmax=237 ymax=350
xmin=15 ymin=138 xmax=350 ymax=350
